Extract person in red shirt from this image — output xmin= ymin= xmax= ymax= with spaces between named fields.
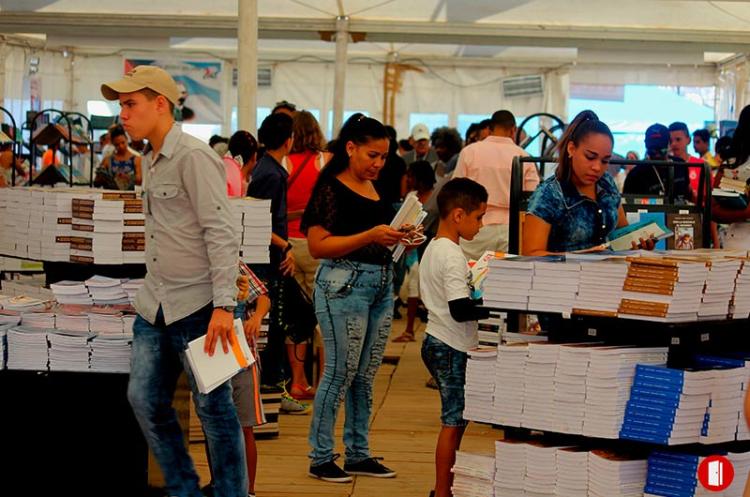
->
xmin=669 ymin=121 xmax=704 ymax=195
xmin=286 ymin=110 xmax=331 ymax=401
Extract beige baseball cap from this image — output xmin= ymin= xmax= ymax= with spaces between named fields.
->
xmin=411 ymin=123 xmax=430 ymax=141
xmin=101 ymin=65 xmax=181 ymax=105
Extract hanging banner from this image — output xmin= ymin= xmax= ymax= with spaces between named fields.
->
xmin=124 ymin=58 xmax=223 ymax=124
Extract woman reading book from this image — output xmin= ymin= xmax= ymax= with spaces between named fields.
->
xmin=523 ymin=110 xmax=655 ymax=255
xmin=301 ymin=114 xmax=408 ymax=482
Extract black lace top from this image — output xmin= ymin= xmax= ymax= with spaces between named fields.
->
xmin=301 ymin=176 xmax=395 ymax=265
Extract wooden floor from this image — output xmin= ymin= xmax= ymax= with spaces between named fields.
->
xmin=189 ymin=317 xmax=502 ymax=497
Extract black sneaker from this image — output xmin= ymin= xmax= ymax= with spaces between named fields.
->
xmin=309 ymin=456 xmax=353 ymax=483
xmin=344 ymin=457 xmax=397 ymax=478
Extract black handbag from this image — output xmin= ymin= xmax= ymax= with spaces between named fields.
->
xmin=271 ymin=275 xmax=317 ymax=344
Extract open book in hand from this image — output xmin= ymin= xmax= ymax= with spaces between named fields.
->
xmin=185 ymin=318 xmax=255 ymax=395
xmin=389 ymin=192 xmax=427 ymax=262
xmin=605 ymin=219 xmax=673 ymax=251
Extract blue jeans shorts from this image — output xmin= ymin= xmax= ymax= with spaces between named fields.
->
xmin=421 ymin=333 xmax=468 ymax=427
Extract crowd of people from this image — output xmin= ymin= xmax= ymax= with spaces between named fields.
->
xmin=3 ymin=64 xmax=750 ymax=497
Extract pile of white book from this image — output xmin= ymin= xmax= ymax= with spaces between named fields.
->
xmin=50 ymin=280 xmax=93 ymax=305
xmin=573 ymin=259 xmax=629 ymax=317
xmin=85 ymin=276 xmax=130 ymax=305
xmin=6 ymin=326 xmax=48 ymax=370
xmin=483 ymin=258 xmax=534 ymax=311
xmin=20 ymin=310 xmax=56 ymax=328
xmin=553 ymin=343 xmax=601 ymax=434
xmin=231 ymin=198 xmax=272 ymax=265
xmin=122 ymin=279 xmax=143 ymax=305
xmin=738 ymin=359 xmax=750 ymax=441
xmin=55 ymin=307 xmax=91 ymax=332
xmin=522 ymin=343 xmax=560 ymax=431
xmin=493 ymin=440 xmax=527 ymax=497
xmin=587 ymin=450 xmax=648 ymax=497
xmin=0 ymin=322 xmax=13 ymax=369
xmin=0 ymin=278 xmax=54 ymax=301
xmin=700 ymin=363 xmax=747 ymax=444
xmin=88 ymin=308 xmax=126 ymax=335
xmin=701 ymin=258 xmax=743 ymax=320
xmin=40 ymin=188 xmax=77 ymax=261
xmin=524 ymin=441 xmax=567 ymax=497
xmin=90 ymin=335 xmax=131 ymax=373
xmin=48 ymin=329 xmax=93 ymax=371
xmin=733 ymin=260 xmax=750 ymax=319
xmin=493 ymin=343 xmax=528 ymax=427
xmin=582 ymin=346 xmax=669 ymax=439
xmin=555 ymin=447 xmax=590 ymax=497
xmin=463 ymin=347 xmax=497 ymax=424
xmin=727 ymin=451 xmax=750 ymax=497
xmin=0 ymin=188 xmax=32 ymax=258
xmin=451 ymin=451 xmax=495 ymax=497
xmin=528 ymin=261 xmax=580 ymax=314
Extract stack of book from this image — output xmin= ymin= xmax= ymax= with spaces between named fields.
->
xmin=719 ymin=175 xmax=748 ymax=195
xmin=727 ymin=451 xmax=750 ymax=497
xmin=737 ymin=358 xmax=750 ymax=441
xmin=733 ymin=260 xmax=750 ymax=319
xmin=620 ymin=365 xmax=713 ymax=445
xmin=694 ymin=355 xmax=747 ymax=444
xmin=483 ymin=258 xmax=535 ymax=310
xmin=231 ymin=198 xmax=272 ymax=265
xmin=554 ymin=343 xmax=601 ymax=434
xmin=85 ymin=276 xmax=130 ymax=305
xmin=26 ymin=189 xmax=45 ymax=260
xmin=451 ymin=451 xmax=495 ymax=497
xmin=643 ymin=451 xmax=703 ymax=497
xmin=50 ymin=280 xmax=93 ymax=305
xmin=71 ymin=195 xmax=129 ymax=264
xmin=0 ymin=323 xmax=12 ymax=369
xmin=524 ymin=441 xmax=566 ymax=496
xmin=528 ymin=260 xmax=581 ymax=314
xmin=555 ymin=447 xmax=590 ymax=497
xmin=40 ymin=189 xmax=77 ymax=261
xmin=48 ymin=329 xmax=93 ymax=371
xmin=0 ymin=311 xmax=21 ymax=326
xmin=573 ymin=259 xmax=629 ymax=317
xmin=0 ymin=188 xmax=32 ymax=258
xmin=522 ymin=343 xmax=560 ymax=431
xmin=587 ymin=450 xmax=648 ymax=497
xmin=583 ymin=347 xmax=669 ymax=439
xmin=122 ymin=279 xmax=144 ymax=305
xmin=618 ymin=257 xmax=709 ymax=322
xmin=700 ymin=258 xmax=743 ymax=320
xmin=21 ymin=310 xmax=56 ymax=328
xmin=121 ymin=197 xmax=146 ymax=264
xmin=88 ymin=308 xmax=125 ymax=335
xmin=123 ymin=313 xmax=136 ymax=336
xmin=478 ymin=312 xmax=504 ymax=347
xmin=0 ymin=278 xmax=53 ymax=301
xmin=493 ymin=343 xmax=528 ymax=427
xmin=90 ymin=335 xmax=131 ymax=373
xmin=494 ymin=440 xmax=527 ymax=497
xmin=6 ymin=326 xmax=48 ymax=370
xmin=55 ymin=306 xmax=91 ymax=332
xmin=463 ymin=347 xmax=497 ymax=424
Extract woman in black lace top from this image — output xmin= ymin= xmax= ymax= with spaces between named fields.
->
xmin=301 ymin=114 xmax=405 ymax=482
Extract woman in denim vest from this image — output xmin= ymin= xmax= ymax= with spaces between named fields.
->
xmin=523 ymin=110 xmax=655 ymax=255
xmin=301 ymin=114 xmax=405 ymax=482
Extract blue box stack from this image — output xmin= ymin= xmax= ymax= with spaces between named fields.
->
xmin=643 ymin=451 xmax=711 ymax=497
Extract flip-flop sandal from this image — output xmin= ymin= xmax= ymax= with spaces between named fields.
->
xmin=290 ymin=384 xmax=316 ymax=400
xmin=392 ymin=333 xmax=416 ymax=343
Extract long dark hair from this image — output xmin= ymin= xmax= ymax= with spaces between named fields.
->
xmin=556 ymin=110 xmax=614 ymax=181
xmin=730 ymin=104 xmax=750 ymax=166
xmin=317 ymin=113 xmax=389 ymax=181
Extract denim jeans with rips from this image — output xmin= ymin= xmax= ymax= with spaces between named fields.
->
xmin=128 ymin=303 xmax=248 ymax=497
xmin=308 ymin=259 xmax=394 ymax=466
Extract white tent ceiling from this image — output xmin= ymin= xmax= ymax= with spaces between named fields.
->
xmin=0 ymin=0 xmax=748 ymax=65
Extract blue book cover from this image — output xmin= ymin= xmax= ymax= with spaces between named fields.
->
xmin=628 ymin=394 xmax=683 ymax=409
xmin=647 ymin=474 xmax=698 ymax=491
xmin=643 ymin=483 xmax=697 ymax=497
xmin=648 ymin=460 xmax=699 ymax=475
xmin=694 ymin=355 xmax=746 ymax=369
xmin=636 ymin=364 xmax=687 ymax=378
xmin=632 ymin=378 xmax=686 ymax=393
xmin=620 ymin=430 xmax=671 ymax=445
xmin=629 ymin=387 xmax=685 ymax=402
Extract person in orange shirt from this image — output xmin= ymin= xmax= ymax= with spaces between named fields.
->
xmin=452 ymin=110 xmax=539 ymax=259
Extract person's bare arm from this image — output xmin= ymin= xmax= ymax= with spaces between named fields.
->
xmin=522 ymin=214 xmax=554 ymax=256
xmin=307 ymin=225 xmax=404 ymax=259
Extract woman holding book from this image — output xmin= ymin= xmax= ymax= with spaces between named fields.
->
xmin=301 ymin=114 xmax=406 ymax=482
xmin=523 ymin=110 xmax=655 ymax=255
xmin=712 ymin=104 xmax=750 ymax=249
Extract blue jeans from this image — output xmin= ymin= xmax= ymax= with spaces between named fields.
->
xmin=308 ymin=259 xmax=394 ymax=466
xmin=421 ymin=334 xmax=468 ymax=427
xmin=128 ymin=304 xmax=248 ymax=497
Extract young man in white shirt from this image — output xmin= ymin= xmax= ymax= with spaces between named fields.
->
xmin=420 ymin=178 xmax=490 ymax=497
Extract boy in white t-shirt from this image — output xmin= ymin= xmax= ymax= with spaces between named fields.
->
xmin=420 ymin=178 xmax=490 ymax=497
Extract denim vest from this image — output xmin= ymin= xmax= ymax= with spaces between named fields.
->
xmin=527 ymin=173 xmax=621 ymax=253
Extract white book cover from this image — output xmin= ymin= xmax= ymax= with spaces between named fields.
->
xmin=185 ymin=318 xmax=255 ymax=394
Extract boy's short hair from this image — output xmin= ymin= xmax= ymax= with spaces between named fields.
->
xmin=437 ymin=178 xmax=488 ymax=219
xmin=668 ymin=121 xmax=690 ymax=137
